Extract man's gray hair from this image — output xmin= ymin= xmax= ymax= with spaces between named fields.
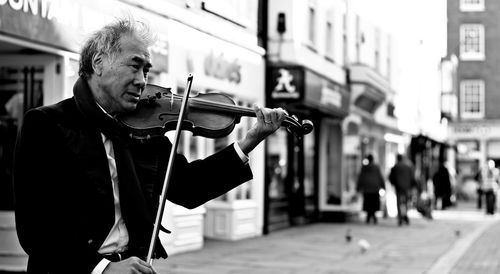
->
xmin=78 ymin=17 xmax=155 ymax=80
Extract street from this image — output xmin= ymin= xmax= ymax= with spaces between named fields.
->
xmin=155 ymin=203 xmax=498 ymax=274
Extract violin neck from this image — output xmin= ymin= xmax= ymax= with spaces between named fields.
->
xmin=190 ymin=99 xmax=256 ymax=118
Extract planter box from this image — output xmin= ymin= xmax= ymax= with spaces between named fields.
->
xmin=160 ymin=202 xmax=206 ymax=255
xmin=0 ymin=211 xmax=28 ymax=272
xmin=204 ymin=200 xmax=260 ymax=241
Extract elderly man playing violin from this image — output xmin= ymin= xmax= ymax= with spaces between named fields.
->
xmin=13 ymin=18 xmax=286 ymax=274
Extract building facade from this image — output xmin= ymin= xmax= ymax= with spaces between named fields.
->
xmin=446 ymin=0 xmax=500 ymax=187
xmin=265 ymin=0 xmax=351 ymax=228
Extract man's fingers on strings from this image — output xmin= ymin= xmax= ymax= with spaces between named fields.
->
xmin=253 ymin=104 xmax=267 ymax=124
xmin=261 ymin=108 xmax=273 ymax=125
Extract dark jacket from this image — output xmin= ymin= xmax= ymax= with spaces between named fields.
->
xmin=13 ymin=78 xmax=253 ymax=273
xmin=356 ymin=163 xmax=385 ymax=194
xmin=389 ymin=161 xmax=415 ymax=193
xmin=432 ymin=165 xmax=452 ymax=196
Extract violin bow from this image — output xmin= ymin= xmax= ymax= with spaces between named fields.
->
xmin=146 ymin=74 xmax=194 ymax=264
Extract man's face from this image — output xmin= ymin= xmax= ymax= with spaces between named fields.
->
xmin=94 ymin=34 xmax=152 ymax=115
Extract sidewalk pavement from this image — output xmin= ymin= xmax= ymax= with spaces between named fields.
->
xmin=449 ymin=214 xmax=500 ymax=274
xmin=155 ymin=203 xmax=499 ymax=274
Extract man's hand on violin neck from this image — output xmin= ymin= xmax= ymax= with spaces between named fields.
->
xmin=103 ymin=257 xmax=157 ymax=274
xmin=238 ymin=105 xmax=286 ymax=155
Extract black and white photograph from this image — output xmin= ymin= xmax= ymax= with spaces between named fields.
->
xmin=0 ymin=0 xmax=498 ymax=273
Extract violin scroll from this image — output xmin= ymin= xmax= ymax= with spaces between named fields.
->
xmin=300 ymin=119 xmax=314 ymax=135
xmin=282 ymin=115 xmax=314 ymax=138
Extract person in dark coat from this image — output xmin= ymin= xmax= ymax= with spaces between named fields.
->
xmin=357 ymin=154 xmax=385 ymax=224
xmin=13 ymin=18 xmax=287 ymax=274
xmin=389 ymin=154 xmax=416 ymax=226
xmin=432 ymin=162 xmax=452 ymax=210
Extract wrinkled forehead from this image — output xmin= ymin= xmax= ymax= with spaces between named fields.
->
xmin=118 ymin=34 xmax=152 ymax=63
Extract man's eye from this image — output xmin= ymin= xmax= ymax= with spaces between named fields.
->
xmin=130 ymin=65 xmax=140 ymax=70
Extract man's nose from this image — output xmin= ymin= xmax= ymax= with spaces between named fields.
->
xmin=133 ymin=71 xmax=147 ymax=88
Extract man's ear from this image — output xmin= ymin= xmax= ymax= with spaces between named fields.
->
xmin=92 ymin=53 xmax=104 ymax=76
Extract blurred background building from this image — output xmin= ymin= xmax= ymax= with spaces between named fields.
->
xmin=444 ymin=0 xmax=500 ymax=199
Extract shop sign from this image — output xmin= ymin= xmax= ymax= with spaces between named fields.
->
xmin=270 ymin=68 xmax=302 ymax=99
xmin=0 ymin=0 xmax=79 ymax=23
xmin=0 ymin=0 xmax=169 ymax=58
xmin=305 ymin=69 xmax=349 ymax=117
xmin=0 ymin=0 xmax=105 ymax=52
xmin=453 ymin=124 xmax=490 ymax=135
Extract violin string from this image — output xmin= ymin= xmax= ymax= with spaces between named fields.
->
xmin=169 ymin=93 xmax=256 ymax=116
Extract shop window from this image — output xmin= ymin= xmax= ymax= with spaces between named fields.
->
xmin=234 ymin=102 xmax=253 ymax=200
xmin=460 ymin=79 xmax=484 ymax=119
xmin=267 ymin=129 xmax=288 ymax=200
xmin=457 ymin=140 xmax=479 ymax=156
xmin=304 ymin=127 xmax=315 ymax=215
xmin=0 ymin=66 xmax=44 ymax=210
xmin=460 ymin=24 xmax=485 ymax=61
xmin=324 ymin=123 xmax=342 ymax=205
xmin=210 ymin=98 xmax=253 ymax=202
xmin=487 ymin=140 xmax=500 ymax=160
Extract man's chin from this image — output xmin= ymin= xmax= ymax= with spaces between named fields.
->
xmin=122 ymin=102 xmax=139 ymax=113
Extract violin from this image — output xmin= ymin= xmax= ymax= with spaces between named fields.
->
xmin=117 ymin=84 xmax=314 ymax=140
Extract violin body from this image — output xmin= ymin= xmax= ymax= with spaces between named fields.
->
xmin=118 ymin=84 xmax=314 ymax=140
xmin=119 ymin=85 xmax=239 ymax=139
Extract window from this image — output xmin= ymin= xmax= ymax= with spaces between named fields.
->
xmin=343 ymin=14 xmax=348 ymax=66
xmin=212 ymin=98 xmax=254 ymax=202
xmin=387 ymin=102 xmax=395 ymax=117
xmin=325 ymin=21 xmax=334 ymax=59
xmin=374 ymin=29 xmax=381 ymax=71
xmin=386 ymin=43 xmax=392 ymax=81
xmin=460 ymin=0 xmax=485 ymax=12
xmin=460 ymin=80 xmax=484 ymax=119
xmin=234 ymin=101 xmax=253 ymax=200
xmin=355 ymin=15 xmax=362 ymax=63
xmin=460 ymin=24 xmax=485 ymax=61
xmin=308 ymin=6 xmax=316 ymax=46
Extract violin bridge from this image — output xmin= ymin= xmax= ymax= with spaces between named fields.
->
xmin=170 ymin=92 xmax=174 ymax=111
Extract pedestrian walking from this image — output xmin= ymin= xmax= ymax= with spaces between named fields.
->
xmin=478 ymin=160 xmax=499 ymax=215
xmin=475 ymin=170 xmax=483 ymax=209
xmin=13 ymin=17 xmax=287 ymax=274
xmin=432 ymin=162 xmax=452 ymax=210
xmin=389 ymin=154 xmax=416 ymax=226
xmin=356 ymin=154 xmax=385 ymax=224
